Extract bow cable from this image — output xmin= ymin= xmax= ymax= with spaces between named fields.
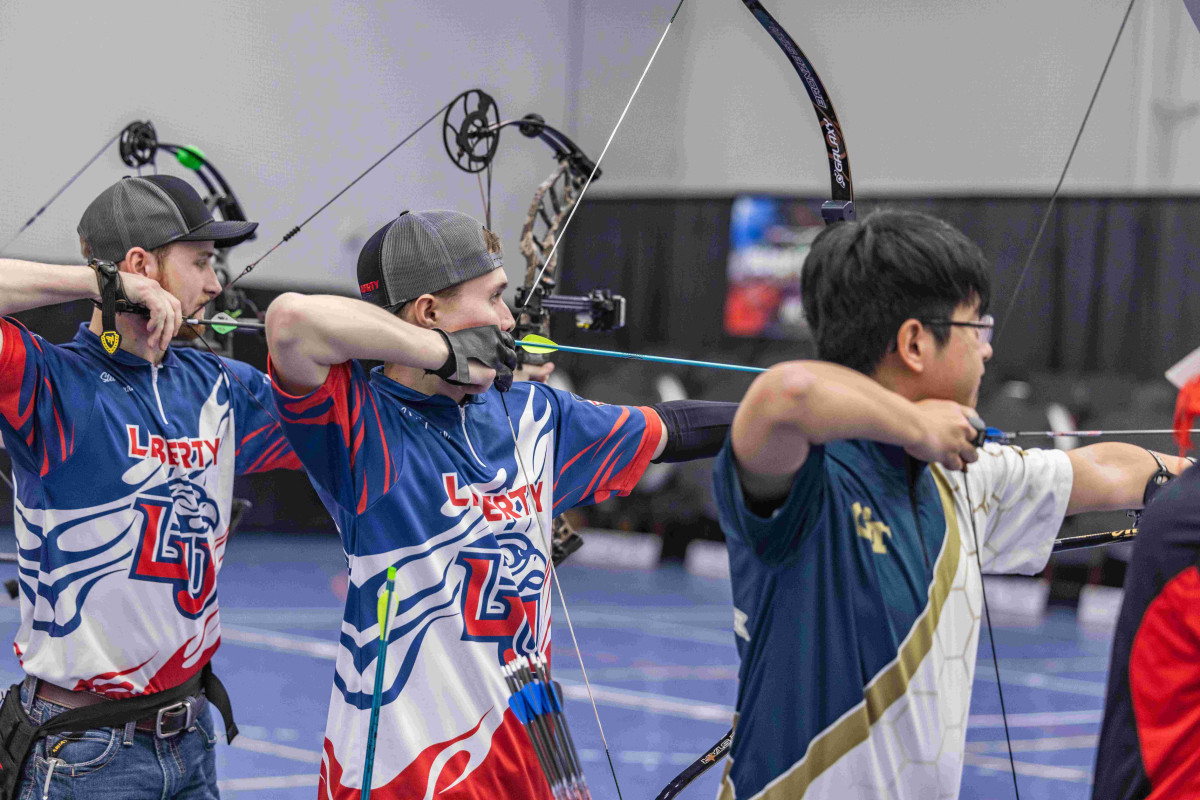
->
xmin=0 ymin=129 xmax=124 ymax=255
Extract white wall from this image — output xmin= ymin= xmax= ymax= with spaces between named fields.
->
xmin=3 ymin=0 xmax=1200 ymax=292
xmin=0 ymin=0 xmax=576 ymax=292
xmin=581 ymin=0 xmax=1200 ymax=195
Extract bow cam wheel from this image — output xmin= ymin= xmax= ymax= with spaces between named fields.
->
xmin=442 ymin=89 xmax=501 ymax=173
xmin=119 ymin=120 xmax=159 ymax=168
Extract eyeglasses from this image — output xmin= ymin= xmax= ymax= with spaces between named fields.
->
xmin=922 ymin=314 xmax=995 ymax=345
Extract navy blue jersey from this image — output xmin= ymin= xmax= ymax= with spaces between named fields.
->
xmin=713 ymin=439 xmax=1071 ymax=800
xmin=1093 ymin=464 xmax=1200 ymax=800
xmin=271 ymin=361 xmax=664 ymax=800
xmin=0 ymin=319 xmax=298 ymax=696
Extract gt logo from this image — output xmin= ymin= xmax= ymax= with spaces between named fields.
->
xmin=853 ymin=502 xmax=892 ymax=555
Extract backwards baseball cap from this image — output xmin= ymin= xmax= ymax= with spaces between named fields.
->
xmin=357 ymin=210 xmax=503 ymax=308
xmin=78 ymin=175 xmax=258 ymax=263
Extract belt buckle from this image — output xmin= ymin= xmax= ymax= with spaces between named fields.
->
xmin=155 ymin=696 xmax=199 ymax=738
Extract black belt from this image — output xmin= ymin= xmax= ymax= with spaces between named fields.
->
xmin=0 ymin=664 xmax=237 ymax=800
xmin=24 ymin=663 xmax=236 ymax=743
xmin=34 ymin=680 xmax=202 ymax=737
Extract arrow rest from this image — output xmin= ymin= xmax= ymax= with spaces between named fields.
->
xmin=118 ymin=120 xmax=159 ymax=168
xmin=442 ymin=89 xmax=502 ymax=173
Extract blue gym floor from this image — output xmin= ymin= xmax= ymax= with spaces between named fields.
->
xmin=0 ymin=530 xmax=1112 ymax=800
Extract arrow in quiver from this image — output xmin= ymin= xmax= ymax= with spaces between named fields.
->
xmin=503 ymin=654 xmax=590 ymax=800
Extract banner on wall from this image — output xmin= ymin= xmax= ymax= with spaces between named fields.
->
xmin=723 ymin=195 xmax=824 ymax=339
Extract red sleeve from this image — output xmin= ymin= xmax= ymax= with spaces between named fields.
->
xmin=550 ymin=387 xmax=665 ymax=513
xmin=1129 ymin=565 xmax=1200 ymax=798
xmin=268 ymin=359 xmax=398 ymax=520
xmin=0 ymin=318 xmax=84 ymax=476
xmin=0 ymin=317 xmax=40 ymax=431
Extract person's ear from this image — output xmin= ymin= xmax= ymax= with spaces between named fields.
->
xmin=409 ymin=294 xmax=439 ymax=328
xmin=894 ymin=318 xmax=928 ymax=374
xmin=122 ymin=247 xmax=154 ymax=279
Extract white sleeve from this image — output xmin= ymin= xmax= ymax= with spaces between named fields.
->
xmin=937 ymin=444 xmax=1073 ymax=575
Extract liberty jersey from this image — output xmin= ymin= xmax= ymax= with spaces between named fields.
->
xmin=272 ymin=362 xmax=663 ymax=800
xmin=0 ymin=319 xmax=298 ymax=696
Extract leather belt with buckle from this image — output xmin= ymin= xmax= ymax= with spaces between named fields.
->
xmin=34 ymin=681 xmax=205 ymax=737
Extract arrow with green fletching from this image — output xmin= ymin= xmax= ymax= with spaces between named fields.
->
xmin=515 ymin=334 xmax=765 ymax=374
xmin=184 ymin=312 xmax=264 ymax=334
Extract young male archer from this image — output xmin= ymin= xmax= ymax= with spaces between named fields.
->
xmin=0 ymin=174 xmax=300 ymax=799
xmin=264 ymin=209 xmax=735 ymax=799
xmin=712 ymin=209 xmax=1188 ymax=800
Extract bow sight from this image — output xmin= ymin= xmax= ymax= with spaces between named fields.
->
xmin=441 ymin=89 xmax=626 ymax=370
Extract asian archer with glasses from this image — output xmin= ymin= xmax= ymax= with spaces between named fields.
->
xmin=710 ymin=209 xmax=1188 ymax=800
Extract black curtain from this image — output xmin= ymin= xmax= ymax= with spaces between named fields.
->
xmin=558 ymin=195 xmax=1200 ymax=381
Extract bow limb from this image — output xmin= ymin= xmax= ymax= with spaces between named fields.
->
xmin=741 ymin=0 xmax=854 ymax=224
xmin=655 ymin=3 xmax=856 ymax=797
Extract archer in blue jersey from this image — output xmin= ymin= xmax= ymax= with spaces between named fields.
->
xmin=0 ymin=174 xmax=298 ymax=800
xmin=713 ymin=210 xmax=1188 ymax=800
xmin=266 ymin=209 xmax=734 ymax=800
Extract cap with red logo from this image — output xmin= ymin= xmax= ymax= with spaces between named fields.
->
xmin=356 ymin=210 xmax=502 ymax=309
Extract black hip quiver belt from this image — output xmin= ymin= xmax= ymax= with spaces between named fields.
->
xmin=0 ymin=663 xmax=237 ymax=799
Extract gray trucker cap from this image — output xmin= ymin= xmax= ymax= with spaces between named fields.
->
xmin=357 ymin=210 xmax=502 ymax=308
xmin=78 ymin=175 xmax=258 ymax=263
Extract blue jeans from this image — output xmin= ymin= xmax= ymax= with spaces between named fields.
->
xmin=15 ymin=679 xmax=220 ymax=800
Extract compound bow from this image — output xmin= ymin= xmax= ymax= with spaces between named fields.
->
xmin=442 ymin=89 xmax=628 ymax=566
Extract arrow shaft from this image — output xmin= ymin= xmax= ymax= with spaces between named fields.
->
xmin=184 ymin=318 xmax=264 ymax=330
xmin=515 ymin=339 xmax=764 ymax=374
xmin=1008 ymin=429 xmax=1196 ymax=439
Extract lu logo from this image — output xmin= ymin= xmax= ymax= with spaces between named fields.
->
xmin=852 ymin=502 xmax=892 ymax=554
xmin=100 ymin=330 xmax=120 ymax=355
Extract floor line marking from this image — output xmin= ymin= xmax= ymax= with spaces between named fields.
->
xmin=968 ymin=709 xmax=1103 ymax=728
xmin=230 ymin=735 xmax=323 ymax=764
xmin=221 ymin=624 xmax=339 ymax=659
xmin=217 ymin=773 xmax=320 ymax=791
xmin=966 ymin=734 xmax=1099 ymax=753
xmin=964 ymin=752 xmax=1091 ymax=782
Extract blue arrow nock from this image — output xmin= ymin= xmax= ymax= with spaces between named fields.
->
xmin=972 ymin=426 xmax=1011 ymax=447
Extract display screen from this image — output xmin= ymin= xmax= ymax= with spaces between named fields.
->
xmin=724 ymin=196 xmax=824 ymax=339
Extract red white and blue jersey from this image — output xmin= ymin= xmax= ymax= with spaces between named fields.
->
xmin=271 ymin=362 xmax=664 ymax=800
xmin=0 ymin=318 xmax=298 ymax=697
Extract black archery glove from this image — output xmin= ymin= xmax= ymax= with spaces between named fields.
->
xmin=428 ymin=326 xmax=518 ymax=392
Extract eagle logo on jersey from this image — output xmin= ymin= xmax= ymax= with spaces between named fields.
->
xmin=455 ymin=533 xmax=545 ymax=665
xmin=129 ymin=474 xmax=220 ymax=619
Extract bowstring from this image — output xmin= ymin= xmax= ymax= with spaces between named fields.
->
xmin=963 ymin=471 xmax=1021 ymax=798
xmin=499 ymin=392 xmax=624 ymax=800
xmin=993 ymin=0 xmax=1138 ymax=344
xmin=515 ymin=0 xmax=687 ymax=317
xmin=187 ymin=97 xmax=456 ymax=320
xmin=980 ymin=4 xmax=1139 ymax=794
xmin=494 ymin=8 xmax=689 ymax=796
